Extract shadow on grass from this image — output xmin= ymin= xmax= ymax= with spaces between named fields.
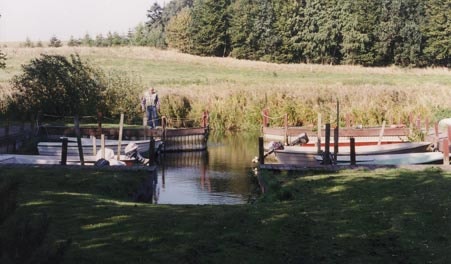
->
xmin=2 ymin=166 xmax=451 ymax=263
xmin=258 ymin=167 xmax=451 ymax=263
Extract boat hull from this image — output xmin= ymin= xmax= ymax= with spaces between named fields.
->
xmin=37 ymin=138 xmax=162 ymax=156
xmin=274 ymin=142 xmax=433 ymax=165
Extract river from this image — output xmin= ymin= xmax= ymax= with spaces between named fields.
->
xmin=151 ymin=131 xmax=260 ymax=205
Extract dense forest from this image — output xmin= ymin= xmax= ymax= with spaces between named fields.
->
xmin=53 ymin=0 xmax=450 ymax=68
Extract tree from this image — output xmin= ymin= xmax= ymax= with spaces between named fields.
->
xmin=423 ymin=0 xmax=451 ymax=66
xmin=147 ymin=3 xmax=164 ymax=29
xmin=339 ymin=0 xmax=378 ymax=65
xmin=11 ymin=54 xmax=106 ymax=117
xmin=67 ymin=36 xmax=81 ymax=47
xmin=23 ymin=37 xmax=34 ymax=48
xmin=166 ymin=7 xmax=193 ymax=52
xmin=146 ymin=3 xmax=166 ymax=47
xmin=82 ymin=33 xmax=94 ymax=47
xmin=189 ymin=0 xmax=231 ymax=57
xmin=48 ymin=35 xmax=62 ymax=47
xmin=0 ymin=49 xmax=6 ymax=69
xmin=229 ymin=0 xmax=259 ymax=60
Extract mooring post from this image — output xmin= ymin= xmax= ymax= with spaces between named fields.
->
xmin=350 ymin=137 xmax=356 ymax=166
xmin=333 ymin=126 xmax=338 ymax=163
xmin=74 ymin=115 xmax=84 ymax=166
xmin=446 ymin=126 xmax=451 ymax=166
xmin=61 ymin=137 xmax=68 ymax=165
xmin=324 ymin=123 xmax=331 ymax=165
xmin=443 ymin=138 xmax=449 ymax=165
xmin=258 ymin=137 xmax=264 ymax=165
xmin=317 ymin=113 xmax=322 ymax=154
xmin=284 ymin=113 xmax=288 ymax=145
xmin=149 ymin=136 xmax=155 ymax=166
xmin=97 ymin=112 xmax=103 ymax=137
xmin=263 ymin=108 xmax=269 ymax=127
xmin=117 ymin=113 xmax=124 ymax=160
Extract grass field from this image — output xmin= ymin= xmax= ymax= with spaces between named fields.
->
xmin=1 ymin=46 xmax=451 ymax=129
xmin=2 ymin=165 xmax=451 ymax=263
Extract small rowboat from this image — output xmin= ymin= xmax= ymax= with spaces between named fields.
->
xmin=37 ymin=137 xmax=163 ymax=156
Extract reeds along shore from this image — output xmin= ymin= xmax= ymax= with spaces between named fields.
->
xmin=1 ymin=47 xmax=450 ymax=130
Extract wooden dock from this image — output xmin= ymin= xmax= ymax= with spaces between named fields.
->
xmin=258 ymin=163 xmax=451 ymax=172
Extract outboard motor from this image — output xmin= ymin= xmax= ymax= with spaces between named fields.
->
xmin=289 ymin=133 xmax=309 ymax=146
xmin=267 ymin=141 xmax=284 ymax=151
xmin=125 ymin=143 xmax=150 ymax=165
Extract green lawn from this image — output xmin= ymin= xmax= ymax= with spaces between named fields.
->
xmin=2 ymin=165 xmax=451 ymax=263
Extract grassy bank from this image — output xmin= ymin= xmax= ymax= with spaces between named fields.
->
xmin=2 ymin=165 xmax=451 ymax=263
xmin=1 ymin=47 xmax=451 ymax=130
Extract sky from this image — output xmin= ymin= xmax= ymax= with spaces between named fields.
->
xmin=0 ymin=0 xmax=166 ymax=42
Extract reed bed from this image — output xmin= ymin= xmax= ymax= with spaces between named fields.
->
xmin=1 ymin=46 xmax=450 ymax=130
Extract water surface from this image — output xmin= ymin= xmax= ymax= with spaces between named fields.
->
xmin=152 ymin=132 xmax=260 ymax=205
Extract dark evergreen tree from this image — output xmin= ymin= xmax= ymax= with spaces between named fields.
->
xmin=272 ymin=0 xmax=302 ymax=62
xmin=229 ymin=0 xmax=259 ymax=59
xmin=189 ymin=0 xmax=231 ymax=57
xmin=253 ymin=0 xmax=280 ymax=61
xmin=339 ymin=0 xmax=378 ymax=65
xmin=297 ymin=0 xmax=342 ymax=64
xmin=423 ymin=0 xmax=451 ymax=66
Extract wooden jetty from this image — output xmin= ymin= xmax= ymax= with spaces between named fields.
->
xmin=36 ymin=114 xmax=209 ymax=152
xmin=258 ymin=108 xmax=451 ymax=169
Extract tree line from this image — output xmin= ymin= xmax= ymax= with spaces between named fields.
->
xmin=10 ymin=0 xmax=450 ymax=67
xmin=161 ymin=0 xmax=450 ymax=67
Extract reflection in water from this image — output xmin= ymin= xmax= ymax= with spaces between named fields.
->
xmin=154 ymin=131 xmax=260 ymax=205
xmin=133 ymin=170 xmax=159 ymax=204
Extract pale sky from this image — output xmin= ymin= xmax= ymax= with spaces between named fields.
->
xmin=0 ymin=0 xmax=166 ymax=42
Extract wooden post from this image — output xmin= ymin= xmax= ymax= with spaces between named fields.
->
xmin=74 ymin=115 xmax=84 ymax=166
xmin=333 ymin=127 xmax=338 ymax=163
xmin=258 ymin=137 xmax=264 ymax=165
xmin=117 ymin=113 xmax=124 ymax=160
xmin=263 ymin=108 xmax=269 ymax=127
xmin=350 ymin=137 xmax=356 ymax=166
xmin=434 ymin=122 xmax=439 ymax=151
xmin=324 ymin=123 xmax=331 ymax=165
xmin=148 ymin=136 xmax=155 ymax=166
xmin=202 ymin=111 xmax=209 ymax=128
xmin=61 ymin=137 xmax=68 ymax=165
xmin=334 ymin=100 xmax=339 ymax=163
xmin=317 ymin=113 xmax=322 ymax=154
xmin=91 ymin=135 xmax=97 ymax=156
xmin=101 ymin=134 xmax=105 ymax=159
xmin=97 ymin=112 xmax=103 ymax=137
xmin=377 ymin=121 xmax=386 ymax=146
xmin=443 ymin=137 xmax=449 ymax=165
xmin=284 ymin=113 xmax=288 ymax=145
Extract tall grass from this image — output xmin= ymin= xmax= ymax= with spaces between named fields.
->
xmin=1 ymin=46 xmax=450 ymax=129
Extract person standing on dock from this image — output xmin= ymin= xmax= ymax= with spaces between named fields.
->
xmin=141 ymin=87 xmax=160 ymax=128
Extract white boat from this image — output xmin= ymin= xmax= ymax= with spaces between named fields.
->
xmin=37 ymin=137 xmax=163 ymax=156
xmin=0 ymin=154 xmax=96 ymax=165
xmin=273 ymin=142 xmax=433 ymax=165
xmin=315 ymin=152 xmax=446 ymax=165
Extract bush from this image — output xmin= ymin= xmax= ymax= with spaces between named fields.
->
xmin=10 ymin=54 xmax=106 ymax=118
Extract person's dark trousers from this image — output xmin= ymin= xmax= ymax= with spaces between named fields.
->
xmin=147 ymin=105 xmax=159 ymax=128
